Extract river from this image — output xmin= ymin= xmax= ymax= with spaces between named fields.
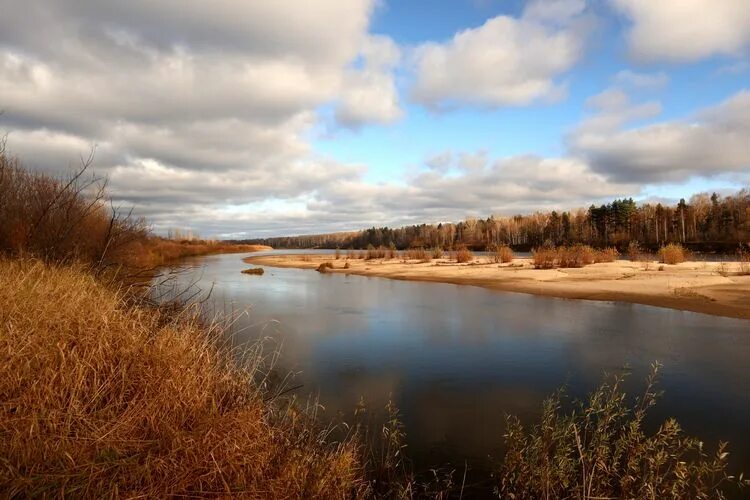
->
xmin=155 ymin=250 xmax=750 ymax=487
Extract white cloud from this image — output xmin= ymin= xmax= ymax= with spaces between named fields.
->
xmin=0 ymin=0 xmax=412 ymax=236
xmin=572 ymin=90 xmax=750 ymax=182
xmin=335 ymin=35 xmax=403 ymax=128
xmin=613 ymin=70 xmax=668 ymax=89
xmin=411 ymin=0 xmax=591 ymax=108
xmin=612 ymin=0 xmax=750 ymax=62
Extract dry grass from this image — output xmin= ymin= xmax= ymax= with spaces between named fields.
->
xmin=532 ymin=247 xmax=558 ymax=269
xmin=431 ymin=247 xmax=444 ymax=259
xmin=0 ymin=259 xmax=365 ymax=498
xmin=453 ymin=246 xmax=473 ymax=264
xmin=402 ymin=248 xmax=430 ymax=261
xmin=533 ymin=245 xmax=618 ymax=269
xmin=594 ymin=246 xmax=619 ymax=263
xmin=739 ymin=245 xmax=750 ymax=276
xmin=489 ymin=243 xmax=514 ymax=263
xmin=659 ymin=243 xmax=688 ymax=265
xmin=498 ymin=363 xmax=747 ymax=499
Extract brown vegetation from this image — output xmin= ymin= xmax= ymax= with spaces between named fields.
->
xmin=499 ymin=364 xmax=747 ymax=499
xmin=489 ymin=243 xmax=514 ymax=263
xmin=0 ymin=150 xmax=267 ymax=277
xmin=241 ymin=267 xmax=264 ymax=275
xmin=659 ymin=243 xmax=688 ymax=265
xmin=317 ymin=261 xmax=334 ymax=273
xmin=453 ymin=246 xmax=473 ymax=263
xmin=248 ymin=192 xmax=750 ymax=253
xmin=0 ymin=259 xmax=364 ymax=498
xmin=532 ymin=245 xmax=619 ymax=269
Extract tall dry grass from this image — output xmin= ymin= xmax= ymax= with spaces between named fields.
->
xmin=453 ymin=246 xmax=473 ymax=263
xmin=659 ymin=243 xmax=688 ymax=265
xmin=499 ymin=363 xmax=747 ymax=499
xmin=533 ymin=245 xmax=618 ymax=269
xmin=0 ymin=259 xmax=365 ymax=498
xmin=489 ymin=243 xmax=514 ymax=263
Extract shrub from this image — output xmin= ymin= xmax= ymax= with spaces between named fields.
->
xmin=335 ymin=248 xmax=341 ymax=260
xmin=316 ymin=261 xmax=334 ymax=273
xmin=431 ymin=247 xmax=444 ymax=259
xmin=241 ymin=267 xmax=264 ymax=275
xmin=454 ymin=246 xmax=473 ymax=263
xmin=594 ymin=246 xmax=619 ymax=263
xmin=498 ymin=363 xmax=747 ymax=499
xmin=532 ymin=247 xmax=558 ymax=269
xmin=628 ymin=241 xmax=642 ymax=261
xmin=404 ymin=248 xmax=429 ymax=261
xmin=739 ymin=245 xmax=750 ymax=276
xmin=489 ymin=243 xmax=514 ymax=263
xmin=659 ymin=243 xmax=688 ymax=265
xmin=559 ymin=245 xmax=596 ymax=268
xmin=387 ymin=243 xmax=397 ymax=260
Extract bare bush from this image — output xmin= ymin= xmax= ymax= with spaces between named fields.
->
xmin=454 ymin=246 xmax=473 ymax=263
xmin=659 ymin=243 xmax=688 ymax=265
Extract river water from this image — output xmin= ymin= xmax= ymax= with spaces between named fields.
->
xmin=156 ymin=250 xmax=750 ymax=485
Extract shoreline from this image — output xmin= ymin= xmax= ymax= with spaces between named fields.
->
xmin=244 ymin=253 xmax=750 ymax=321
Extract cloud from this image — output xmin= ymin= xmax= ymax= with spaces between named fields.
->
xmin=612 ymin=0 xmax=750 ymax=62
xmin=411 ymin=0 xmax=591 ymax=108
xmin=613 ymin=70 xmax=668 ymax=89
xmin=0 ymin=0 xmax=413 ymax=236
xmin=577 ymin=88 xmax=662 ymax=133
xmin=334 ymin=35 xmax=403 ymax=128
xmin=572 ymin=90 xmax=750 ymax=182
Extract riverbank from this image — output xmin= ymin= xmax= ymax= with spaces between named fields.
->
xmin=244 ymin=253 xmax=750 ymax=320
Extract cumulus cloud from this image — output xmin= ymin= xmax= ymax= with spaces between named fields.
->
xmin=612 ymin=0 xmax=750 ymax=62
xmin=411 ymin=0 xmax=591 ymax=108
xmin=0 ymin=0 xmax=412 ymax=235
xmin=334 ymin=35 xmax=403 ymax=128
xmin=572 ymin=90 xmax=750 ymax=182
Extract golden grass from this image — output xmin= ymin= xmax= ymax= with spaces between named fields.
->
xmin=533 ymin=245 xmax=618 ymax=269
xmin=0 ymin=259 xmax=365 ymax=498
xmin=453 ymin=246 xmax=473 ymax=264
xmin=659 ymin=243 xmax=688 ymax=265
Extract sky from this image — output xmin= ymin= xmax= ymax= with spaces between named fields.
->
xmin=1 ymin=0 xmax=749 ymax=238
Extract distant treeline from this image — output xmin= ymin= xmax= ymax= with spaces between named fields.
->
xmin=241 ymin=191 xmax=750 ymax=252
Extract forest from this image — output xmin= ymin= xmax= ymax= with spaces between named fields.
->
xmin=244 ymin=191 xmax=750 ymax=252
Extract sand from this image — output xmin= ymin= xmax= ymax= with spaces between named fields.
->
xmin=244 ymin=253 xmax=750 ymax=321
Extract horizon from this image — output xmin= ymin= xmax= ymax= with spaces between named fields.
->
xmin=1 ymin=0 xmax=749 ymax=239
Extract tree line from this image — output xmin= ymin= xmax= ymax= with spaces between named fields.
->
xmin=242 ymin=190 xmax=750 ymax=252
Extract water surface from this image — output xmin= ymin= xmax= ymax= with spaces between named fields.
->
xmin=158 ymin=251 xmax=750 ymax=481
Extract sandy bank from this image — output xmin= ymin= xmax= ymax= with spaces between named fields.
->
xmin=244 ymin=253 xmax=750 ymax=321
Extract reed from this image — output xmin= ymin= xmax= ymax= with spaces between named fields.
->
xmin=498 ymin=363 xmax=747 ymax=498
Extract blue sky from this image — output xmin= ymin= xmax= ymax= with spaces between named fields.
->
xmin=1 ymin=0 xmax=749 ymax=237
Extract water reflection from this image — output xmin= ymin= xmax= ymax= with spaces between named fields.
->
xmin=157 ymin=252 xmax=750 ymax=477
